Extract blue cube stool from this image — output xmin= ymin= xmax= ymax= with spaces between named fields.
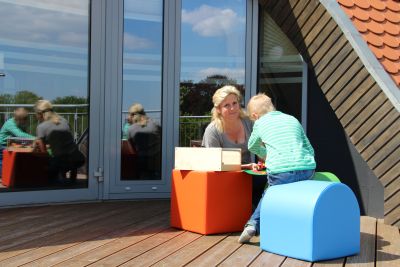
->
xmin=260 ymin=180 xmax=360 ymax=262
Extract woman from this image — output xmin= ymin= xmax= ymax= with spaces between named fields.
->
xmin=34 ymin=100 xmax=85 ymax=184
xmin=202 ymin=85 xmax=267 ymax=208
xmin=127 ymin=103 xmax=161 ymax=179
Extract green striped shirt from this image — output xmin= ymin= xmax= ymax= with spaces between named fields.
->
xmin=248 ymin=111 xmax=316 ymax=174
xmin=0 ymin=118 xmax=34 ymax=146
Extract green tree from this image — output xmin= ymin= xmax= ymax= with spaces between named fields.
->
xmin=179 ymin=74 xmax=242 ymax=116
xmin=14 ymin=90 xmax=41 ymax=104
xmin=0 ymin=93 xmax=14 ymax=104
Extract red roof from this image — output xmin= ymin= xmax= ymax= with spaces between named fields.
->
xmin=337 ymin=0 xmax=400 ymax=87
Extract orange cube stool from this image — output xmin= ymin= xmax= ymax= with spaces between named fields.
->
xmin=170 ymin=169 xmax=252 ymax=235
xmin=2 ymin=150 xmax=49 ymax=187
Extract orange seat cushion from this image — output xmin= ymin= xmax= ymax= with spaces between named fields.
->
xmin=170 ymin=169 xmax=252 ymax=235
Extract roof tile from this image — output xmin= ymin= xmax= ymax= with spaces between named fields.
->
xmin=382 ymin=21 xmax=400 ymax=36
xmin=368 ymin=0 xmax=386 ymax=11
xmin=338 ymin=0 xmax=355 ymax=8
xmin=353 ymin=18 xmax=369 ymax=32
xmin=366 ymin=19 xmax=385 ymax=34
xmin=371 ymin=45 xmax=400 ymax=60
xmin=352 ymin=6 xmax=372 ymax=21
xmin=382 ymin=46 xmax=400 ymax=61
xmin=338 ymin=0 xmax=400 ymax=87
xmin=369 ymin=7 xmax=386 ymax=22
xmin=363 ymin=31 xmax=384 ymax=46
xmin=358 ymin=1 xmax=371 ymax=9
xmin=387 ymin=0 xmax=400 ymax=12
xmin=381 ymin=33 xmax=400 ymax=48
xmin=385 ymin=9 xmax=400 ymax=23
xmin=369 ymin=44 xmax=385 ymax=59
xmin=380 ymin=58 xmax=400 ymax=74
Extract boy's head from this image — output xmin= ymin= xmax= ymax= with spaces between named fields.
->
xmin=247 ymin=93 xmax=275 ymax=121
xmin=13 ymin=107 xmax=29 ymax=127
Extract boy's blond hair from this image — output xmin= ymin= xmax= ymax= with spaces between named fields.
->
xmin=247 ymin=93 xmax=275 ymax=119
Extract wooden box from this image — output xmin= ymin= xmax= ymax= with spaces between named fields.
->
xmin=174 ymin=147 xmax=241 ymax=171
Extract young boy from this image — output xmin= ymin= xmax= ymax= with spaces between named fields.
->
xmin=0 ymin=108 xmax=34 ymax=176
xmin=238 ymin=93 xmax=316 ymax=243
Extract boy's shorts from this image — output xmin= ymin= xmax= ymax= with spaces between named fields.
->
xmin=268 ymin=169 xmax=315 ymax=186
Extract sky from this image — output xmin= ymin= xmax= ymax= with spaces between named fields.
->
xmin=0 ymin=0 xmax=246 ymax=114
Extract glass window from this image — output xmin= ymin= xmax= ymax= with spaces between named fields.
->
xmin=258 ymin=10 xmax=304 ymax=122
xmin=0 ymin=0 xmax=90 ymax=191
xmin=179 ymin=0 xmax=247 ymax=146
xmin=121 ymin=0 xmax=163 ymax=180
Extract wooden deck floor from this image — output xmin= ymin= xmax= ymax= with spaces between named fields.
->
xmin=0 ymin=200 xmax=399 ymax=266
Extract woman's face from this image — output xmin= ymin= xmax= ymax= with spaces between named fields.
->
xmin=217 ymin=94 xmax=240 ymax=120
xmin=35 ymin=112 xmax=44 ymax=122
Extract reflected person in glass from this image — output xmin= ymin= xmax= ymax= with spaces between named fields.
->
xmin=201 ymin=85 xmax=267 ymax=209
xmin=0 ymin=108 xmax=35 ymax=176
xmin=34 ymin=100 xmax=85 ymax=184
xmin=127 ymin=103 xmax=161 ymax=179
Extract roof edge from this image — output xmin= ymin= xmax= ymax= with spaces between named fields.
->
xmin=320 ymin=0 xmax=400 ymax=112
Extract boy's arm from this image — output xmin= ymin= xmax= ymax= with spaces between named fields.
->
xmin=6 ymin=120 xmax=34 ymax=139
xmin=247 ymin=123 xmax=267 ymax=159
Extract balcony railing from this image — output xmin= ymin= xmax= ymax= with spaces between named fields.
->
xmin=1 ymin=104 xmax=211 ymax=146
xmin=0 ymin=104 xmax=89 ymax=142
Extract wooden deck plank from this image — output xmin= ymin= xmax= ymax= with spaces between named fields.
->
xmin=51 ymin=218 xmax=172 ymax=266
xmin=0 ymin=201 xmax=397 ymax=267
xmin=281 ymin=257 xmax=312 ymax=267
xmin=0 ymin=202 xmax=137 ymax=254
xmin=249 ymin=251 xmax=286 ymax=267
xmin=120 ymin=231 xmax=201 ymax=266
xmin=186 ymin=234 xmax=242 ymax=267
xmin=0 ymin=203 xmax=88 ymax=240
xmin=0 ymin=205 xmax=63 ymax=227
xmin=0 ymin=203 xmax=135 ymax=261
xmin=29 ymin=213 xmax=170 ymax=267
xmin=74 ymin=228 xmax=184 ymax=266
xmin=376 ymin=219 xmax=400 ymax=267
xmin=152 ymin=234 xmax=228 ymax=267
xmin=0 ymin=202 xmax=168 ymax=266
xmin=346 ymin=216 xmax=376 ymax=267
xmin=312 ymin=258 xmax=345 ymax=267
xmin=219 ymin=236 xmax=262 ymax=266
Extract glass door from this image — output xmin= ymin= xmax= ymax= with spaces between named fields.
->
xmin=104 ymin=0 xmax=171 ymax=198
xmin=0 ymin=0 xmax=100 ymax=205
xmin=258 ymin=10 xmax=308 ymax=128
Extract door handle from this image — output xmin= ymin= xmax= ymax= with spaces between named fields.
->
xmin=0 ymin=73 xmax=5 ymax=77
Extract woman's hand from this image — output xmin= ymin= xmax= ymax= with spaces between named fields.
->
xmin=33 ymin=139 xmax=46 ymax=153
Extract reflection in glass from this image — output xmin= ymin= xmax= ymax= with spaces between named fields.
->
xmin=258 ymin=10 xmax=303 ymax=122
xmin=179 ymin=0 xmax=246 ymax=146
xmin=0 ymin=0 xmax=90 ymax=191
xmin=121 ymin=0 xmax=163 ymax=180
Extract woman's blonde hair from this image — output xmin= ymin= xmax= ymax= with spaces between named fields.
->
xmin=128 ymin=103 xmax=148 ymax=126
xmin=34 ymin=100 xmax=61 ymax=125
xmin=211 ymin=85 xmax=246 ymax=132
